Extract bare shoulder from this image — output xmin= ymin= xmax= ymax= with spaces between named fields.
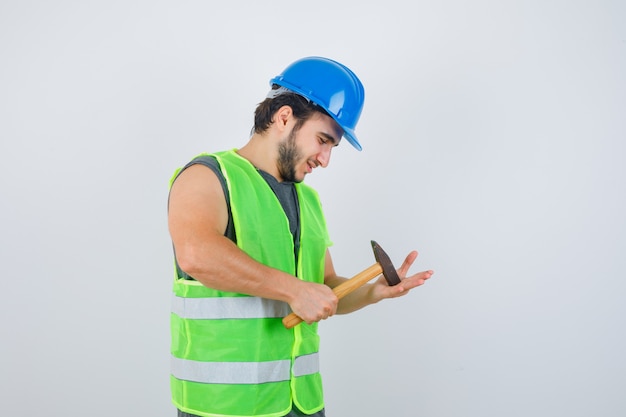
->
xmin=168 ymin=163 xmax=228 ymax=236
xmin=170 ymin=163 xmax=223 ymax=199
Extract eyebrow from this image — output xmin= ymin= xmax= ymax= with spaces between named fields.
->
xmin=319 ymin=132 xmax=341 ymax=147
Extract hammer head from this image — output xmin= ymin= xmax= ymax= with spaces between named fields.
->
xmin=371 ymin=240 xmax=401 ymax=286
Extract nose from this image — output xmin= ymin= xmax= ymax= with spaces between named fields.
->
xmin=316 ymin=145 xmax=332 ymax=168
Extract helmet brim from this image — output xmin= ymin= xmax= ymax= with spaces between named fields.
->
xmin=341 ymin=127 xmax=362 ymax=152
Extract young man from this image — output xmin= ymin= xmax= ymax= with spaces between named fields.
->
xmin=168 ymin=57 xmax=434 ymax=417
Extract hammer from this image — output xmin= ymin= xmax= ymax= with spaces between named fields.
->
xmin=282 ymin=240 xmax=401 ymax=328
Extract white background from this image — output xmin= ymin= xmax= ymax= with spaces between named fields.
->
xmin=1 ymin=1 xmax=625 ymax=416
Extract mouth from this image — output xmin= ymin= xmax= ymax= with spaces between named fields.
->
xmin=306 ymin=160 xmax=319 ymax=174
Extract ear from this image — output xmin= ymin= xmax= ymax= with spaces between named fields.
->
xmin=273 ymin=105 xmax=294 ymax=132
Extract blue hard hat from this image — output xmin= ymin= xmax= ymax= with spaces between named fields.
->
xmin=269 ymin=56 xmax=365 ymax=151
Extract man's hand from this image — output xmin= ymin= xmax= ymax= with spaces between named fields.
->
xmin=288 ymin=281 xmax=338 ymax=324
xmin=370 ymin=250 xmax=434 ymax=302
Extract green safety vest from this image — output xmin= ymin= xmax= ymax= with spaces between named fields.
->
xmin=170 ymin=149 xmax=331 ymax=417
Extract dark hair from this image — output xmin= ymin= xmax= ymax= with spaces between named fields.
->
xmin=253 ymin=85 xmax=330 ymax=135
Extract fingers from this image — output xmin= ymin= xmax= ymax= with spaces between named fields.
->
xmin=397 ymin=250 xmax=419 ymax=278
xmin=303 ymin=305 xmax=337 ymax=324
xmin=291 ymin=282 xmax=338 ymax=324
xmin=400 ymin=270 xmax=434 ymax=291
xmin=377 ymin=269 xmax=434 ymax=300
xmin=312 ymin=304 xmax=336 ymax=323
xmin=314 ymin=302 xmax=336 ymax=321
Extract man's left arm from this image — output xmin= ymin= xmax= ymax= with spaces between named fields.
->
xmin=323 ymin=249 xmax=434 ymax=315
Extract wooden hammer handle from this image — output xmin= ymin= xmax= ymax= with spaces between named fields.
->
xmin=282 ymin=263 xmax=383 ymax=329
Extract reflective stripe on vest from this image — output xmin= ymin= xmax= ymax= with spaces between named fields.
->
xmin=171 ymin=294 xmax=291 ymax=319
xmin=171 ymin=353 xmax=320 ymax=385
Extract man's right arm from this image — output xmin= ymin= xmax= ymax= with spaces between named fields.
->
xmin=167 ymin=163 xmax=337 ymax=323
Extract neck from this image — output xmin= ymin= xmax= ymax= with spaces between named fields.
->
xmin=237 ymin=133 xmax=281 ymax=180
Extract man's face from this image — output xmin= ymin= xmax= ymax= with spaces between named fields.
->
xmin=277 ymin=113 xmax=342 ymax=183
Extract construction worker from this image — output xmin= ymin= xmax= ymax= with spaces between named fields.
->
xmin=167 ymin=56 xmax=434 ymax=417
